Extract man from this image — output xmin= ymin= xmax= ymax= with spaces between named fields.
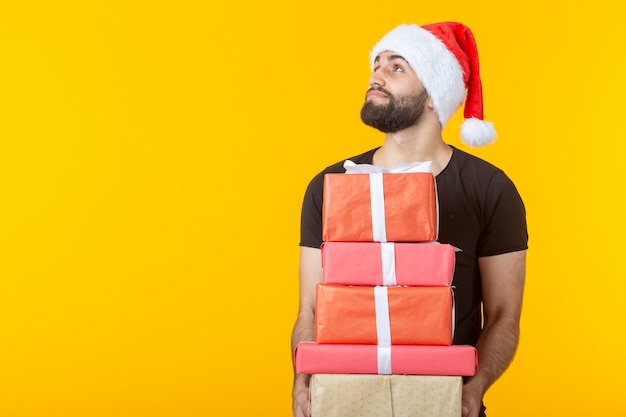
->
xmin=291 ymin=22 xmax=528 ymax=417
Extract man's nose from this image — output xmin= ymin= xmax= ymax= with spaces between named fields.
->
xmin=369 ymin=71 xmax=385 ymax=88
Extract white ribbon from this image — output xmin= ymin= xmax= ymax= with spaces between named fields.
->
xmin=380 ymin=243 xmax=396 ymax=286
xmin=343 ymin=160 xmax=432 ymax=174
xmin=374 ymin=286 xmax=392 ymax=374
xmin=377 ymin=346 xmax=392 ymax=375
xmin=369 ymin=173 xmax=387 ymax=242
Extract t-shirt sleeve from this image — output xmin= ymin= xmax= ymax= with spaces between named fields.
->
xmin=477 ymin=170 xmax=529 ymax=257
xmin=299 ymin=171 xmax=326 ymax=248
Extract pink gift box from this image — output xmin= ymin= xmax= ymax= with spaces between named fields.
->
xmin=294 ymin=342 xmax=477 ymax=376
xmin=322 ymin=242 xmax=455 ymax=286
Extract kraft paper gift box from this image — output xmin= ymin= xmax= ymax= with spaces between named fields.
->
xmin=321 ymin=242 xmax=455 ymax=286
xmin=309 ymin=374 xmax=463 ymax=417
xmin=315 ymin=284 xmax=453 ymax=345
xmin=295 ymin=342 xmax=477 ymax=376
xmin=322 ymin=172 xmax=438 ymax=243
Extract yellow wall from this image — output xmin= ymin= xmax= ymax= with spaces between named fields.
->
xmin=1 ymin=1 xmax=624 ymax=416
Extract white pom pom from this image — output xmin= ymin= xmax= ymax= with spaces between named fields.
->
xmin=460 ymin=118 xmax=496 ymax=147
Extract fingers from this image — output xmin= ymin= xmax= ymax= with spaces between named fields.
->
xmin=293 ymin=400 xmax=310 ymax=417
xmin=462 ymin=400 xmax=481 ymax=417
xmin=293 ymin=386 xmax=310 ymax=417
xmin=461 ymin=395 xmax=477 ymax=417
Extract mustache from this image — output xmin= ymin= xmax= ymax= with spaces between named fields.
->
xmin=367 ymin=86 xmax=392 ymax=97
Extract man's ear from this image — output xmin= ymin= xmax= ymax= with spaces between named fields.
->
xmin=426 ymin=96 xmax=435 ymax=110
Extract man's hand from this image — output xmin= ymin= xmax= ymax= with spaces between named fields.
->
xmin=462 ymin=380 xmax=483 ymax=417
xmin=292 ymin=381 xmax=310 ymax=417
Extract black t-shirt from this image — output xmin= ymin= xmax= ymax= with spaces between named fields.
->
xmin=300 ymin=145 xmax=528 ymax=346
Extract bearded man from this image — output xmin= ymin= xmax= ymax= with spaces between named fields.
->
xmin=291 ymin=22 xmax=528 ymax=417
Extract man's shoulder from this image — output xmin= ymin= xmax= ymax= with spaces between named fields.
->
xmin=449 ymin=146 xmax=503 ymax=174
xmin=325 ymin=148 xmax=378 ymax=173
xmin=304 ymin=148 xmax=379 ymax=195
xmin=445 ymin=146 xmax=518 ymax=191
xmin=313 ymin=148 xmax=379 ymax=178
xmin=446 ymin=146 xmax=521 ymax=198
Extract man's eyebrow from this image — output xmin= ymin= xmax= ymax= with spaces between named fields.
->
xmin=388 ymin=54 xmax=409 ymax=64
xmin=373 ymin=54 xmax=409 ymax=65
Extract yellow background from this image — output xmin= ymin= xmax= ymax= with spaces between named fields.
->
xmin=1 ymin=1 xmax=624 ymax=416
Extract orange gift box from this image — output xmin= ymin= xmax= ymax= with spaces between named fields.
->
xmin=315 ymin=284 xmax=453 ymax=345
xmin=295 ymin=342 xmax=477 ymax=376
xmin=322 ymin=172 xmax=438 ymax=242
xmin=322 ymin=242 xmax=455 ymax=286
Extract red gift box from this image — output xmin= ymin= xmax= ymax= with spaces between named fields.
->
xmin=295 ymin=342 xmax=477 ymax=376
xmin=322 ymin=172 xmax=438 ymax=242
xmin=315 ymin=284 xmax=453 ymax=345
xmin=322 ymin=242 xmax=455 ymax=286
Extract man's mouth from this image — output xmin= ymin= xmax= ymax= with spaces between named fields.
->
xmin=366 ymin=88 xmax=388 ymax=100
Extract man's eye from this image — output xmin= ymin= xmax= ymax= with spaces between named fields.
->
xmin=393 ymin=65 xmax=404 ymax=72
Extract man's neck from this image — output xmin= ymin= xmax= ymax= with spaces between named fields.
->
xmin=372 ymin=123 xmax=453 ymax=176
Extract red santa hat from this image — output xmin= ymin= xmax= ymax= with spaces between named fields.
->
xmin=370 ymin=22 xmax=496 ymax=147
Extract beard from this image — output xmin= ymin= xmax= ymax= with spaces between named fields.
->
xmin=360 ymin=88 xmax=429 ymax=133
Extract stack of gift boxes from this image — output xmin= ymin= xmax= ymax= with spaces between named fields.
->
xmin=295 ymin=163 xmax=478 ymax=416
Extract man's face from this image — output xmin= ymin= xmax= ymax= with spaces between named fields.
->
xmin=360 ymin=51 xmax=428 ymax=133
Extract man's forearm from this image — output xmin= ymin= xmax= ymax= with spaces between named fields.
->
xmin=468 ymin=251 xmax=526 ymax=399
xmin=291 ymin=311 xmax=315 ymax=358
xmin=291 ymin=310 xmax=315 ymax=384
xmin=465 ymin=315 xmax=520 ymax=395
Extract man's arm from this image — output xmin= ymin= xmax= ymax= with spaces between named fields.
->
xmin=462 ymin=250 xmax=527 ymax=417
xmin=291 ymin=246 xmax=322 ymax=417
